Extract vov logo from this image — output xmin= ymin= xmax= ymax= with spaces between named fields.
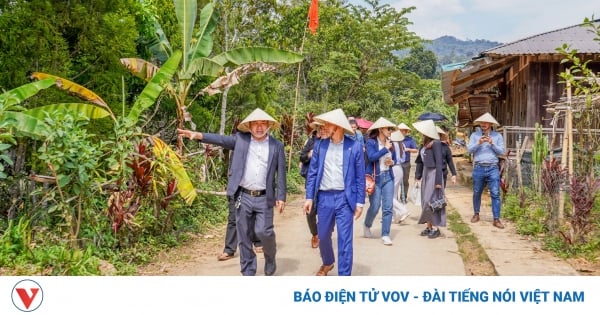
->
xmin=11 ymin=279 xmax=44 ymax=312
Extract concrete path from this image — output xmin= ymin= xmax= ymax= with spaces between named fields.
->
xmin=445 ymin=182 xmax=578 ymax=275
xmin=157 ymin=178 xmax=578 ymax=276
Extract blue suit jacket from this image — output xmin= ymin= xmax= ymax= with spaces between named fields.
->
xmin=201 ymin=132 xmax=287 ymax=207
xmin=305 ymin=135 xmax=366 ymax=209
xmin=365 ymin=137 xmax=397 ymax=180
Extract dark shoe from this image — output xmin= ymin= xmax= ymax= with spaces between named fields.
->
xmin=217 ymin=252 xmax=234 ymax=261
xmin=493 ymin=219 xmax=505 ymax=229
xmin=311 ymin=235 xmax=319 ymax=248
xmin=420 ymin=227 xmax=432 ymax=236
xmin=428 ymin=229 xmax=441 ymax=239
xmin=316 ymin=264 xmax=334 ymax=276
xmin=265 ymin=257 xmax=276 ymax=276
xmin=471 ymin=214 xmax=480 ymax=223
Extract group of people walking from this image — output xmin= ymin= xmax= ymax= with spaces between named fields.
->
xmin=177 ymin=107 xmax=505 ymax=276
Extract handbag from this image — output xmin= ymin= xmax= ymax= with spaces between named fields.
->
xmin=429 ymin=188 xmax=446 ymax=212
xmin=409 ymin=182 xmax=421 ymax=206
xmin=365 ymin=174 xmax=375 ymax=195
xmin=365 ymin=162 xmax=376 ymax=196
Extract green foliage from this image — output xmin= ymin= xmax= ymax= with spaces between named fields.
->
xmin=399 ymin=46 xmax=439 ymax=79
xmin=502 ymin=189 xmax=547 ymax=236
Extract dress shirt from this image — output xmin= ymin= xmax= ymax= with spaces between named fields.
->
xmin=239 ymin=136 xmax=269 ymax=190
xmin=319 ymin=140 xmax=345 ymax=191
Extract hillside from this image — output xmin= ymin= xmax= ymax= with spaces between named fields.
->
xmin=425 ymin=35 xmax=502 ymax=65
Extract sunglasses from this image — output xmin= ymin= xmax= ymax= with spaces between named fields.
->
xmin=387 ymin=127 xmax=395 ymax=131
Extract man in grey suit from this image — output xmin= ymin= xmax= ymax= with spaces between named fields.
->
xmin=177 ymin=108 xmax=286 ymax=276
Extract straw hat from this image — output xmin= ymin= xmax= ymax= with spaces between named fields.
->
xmin=390 ymin=130 xmax=405 ymax=142
xmin=397 ymin=123 xmax=411 ymax=131
xmin=436 ymin=126 xmax=447 ymax=135
xmin=412 ymin=119 xmax=439 ymax=140
xmin=473 ymin=112 xmax=500 ymax=126
xmin=367 ymin=117 xmax=398 ymax=132
xmin=314 ymin=108 xmax=355 ymax=135
xmin=237 ymin=108 xmax=280 ymax=132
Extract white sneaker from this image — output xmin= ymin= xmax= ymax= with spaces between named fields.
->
xmin=398 ymin=211 xmax=411 ymax=222
xmin=382 ymin=236 xmax=393 ymax=245
xmin=363 ymin=225 xmax=373 ymax=238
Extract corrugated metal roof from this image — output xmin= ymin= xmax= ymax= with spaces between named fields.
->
xmin=483 ymin=20 xmax=600 ymax=56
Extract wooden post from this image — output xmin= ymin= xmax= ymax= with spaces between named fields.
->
xmin=558 ymin=74 xmax=572 ymax=224
xmin=515 ymin=136 xmax=528 ymax=195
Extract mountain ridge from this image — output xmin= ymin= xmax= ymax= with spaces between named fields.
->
xmin=426 ymin=35 xmax=502 ymax=65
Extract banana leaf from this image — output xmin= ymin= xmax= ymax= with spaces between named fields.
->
xmin=1 ymin=111 xmax=50 ymax=138
xmin=126 ymin=51 xmax=182 ymax=126
xmin=30 ymin=72 xmax=108 ymax=107
xmin=210 ymin=47 xmax=304 ymax=68
xmin=25 ymin=103 xmax=113 ymax=121
xmin=120 ymin=58 xmax=161 ymax=82
xmin=0 ymin=78 xmax=55 ymax=109
xmin=151 ymin=136 xmax=196 ymax=205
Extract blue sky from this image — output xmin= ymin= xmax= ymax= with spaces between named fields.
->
xmin=348 ymin=0 xmax=598 ymax=43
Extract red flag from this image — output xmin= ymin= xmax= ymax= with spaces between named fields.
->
xmin=308 ymin=0 xmax=319 ymax=35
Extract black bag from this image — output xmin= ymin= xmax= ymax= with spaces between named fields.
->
xmin=429 ymin=189 xmax=446 ymax=212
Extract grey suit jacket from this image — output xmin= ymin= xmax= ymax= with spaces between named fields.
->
xmin=201 ymin=132 xmax=287 ymax=207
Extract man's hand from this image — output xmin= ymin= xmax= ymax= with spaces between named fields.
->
xmin=276 ymin=200 xmax=285 ymax=214
xmin=303 ymin=200 xmax=313 ymax=215
xmin=354 ymin=206 xmax=363 ymax=220
xmin=177 ymin=128 xmax=202 ymax=140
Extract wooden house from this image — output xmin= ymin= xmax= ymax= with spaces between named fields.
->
xmin=442 ymin=19 xmax=600 ymax=151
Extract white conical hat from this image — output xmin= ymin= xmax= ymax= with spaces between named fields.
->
xmin=309 ymin=120 xmax=322 ymax=130
xmin=473 ymin=112 xmax=500 ymax=126
xmin=237 ymin=108 xmax=280 ymax=132
xmin=397 ymin=123 xmax=411 ymax=130
xmin=314 ymin=108 xmax=355 ymax=135
xmin=412 ymin=119 xmax=439 ymax=140
xmin=367 ymin=117 xmax=398 ymax=132
xmin=436 ymin=126 xmax=447 ymax=135
xmin=390 ymin=130 xmax=405 ymax=142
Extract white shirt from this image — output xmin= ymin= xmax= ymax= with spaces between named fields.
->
xmin=319 ymin=140 xmax=345 ymax=191
xmin=239 ymin=136 xmax=269 ymax=190
xmin=378 ymin=138 xmax=391 ymax=171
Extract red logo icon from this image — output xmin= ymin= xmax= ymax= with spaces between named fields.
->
xmin=11 ymin=279 xmax=43 ymax=312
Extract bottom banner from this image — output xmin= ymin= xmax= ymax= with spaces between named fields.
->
xmin=2 ymin=276 xmax=598 ymax=314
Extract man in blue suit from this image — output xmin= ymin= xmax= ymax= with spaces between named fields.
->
xmin=303 ymin=108 xmax=365 ymax=276
xmin=178 ymin=108 xmax=286 ymax=276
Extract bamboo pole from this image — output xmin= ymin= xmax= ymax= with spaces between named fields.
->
xmin=287 ymin=20 xmax=309 ymax=173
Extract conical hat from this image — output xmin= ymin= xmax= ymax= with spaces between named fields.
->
xmin=473 ymin=112 xmax=500 ymax=126
xmin=367 ymin=117 xmax=398 ymax=132
xmin=436 ymin=126 xmax=447 ymax=135
xmin=390 ymin=130 xmax=405 ymax=142
xmin=397 ymin=123 xmax=411 ymax=130
xmin=412 ymin=119 xmax=439 ymax=140
xmin=309 ymin=120 xmax=322 ymax=130
xmin=237 ymin=108 xmax=280 ymax=132
xmin=314 ymin=108 xmax=355 ymax=135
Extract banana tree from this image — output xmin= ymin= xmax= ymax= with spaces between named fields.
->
xmin=121 ymin=0 xmax=303 ymax=151
xmin=0 ymin=78 xmax=55 ymax=179
xmin=30 ymin=51 xmax=196 ymax=205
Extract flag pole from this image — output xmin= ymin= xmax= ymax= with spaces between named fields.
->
xmin=287 ymin=13 xmax=311 ymax=173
